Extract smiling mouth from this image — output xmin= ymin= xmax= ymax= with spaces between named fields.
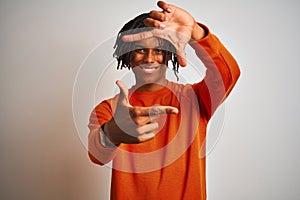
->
xmin=140 ymin=66 xmax=159 ymax=73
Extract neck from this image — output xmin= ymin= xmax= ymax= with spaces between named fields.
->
xmin=134 ymin=80 xmax=168 ymax=92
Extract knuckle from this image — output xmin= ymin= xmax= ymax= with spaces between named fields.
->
xmin=137 ymin=135 xmax=147 ymax=143
xmin=158 ymin=13 xmax=166 ymax=21
xmin=135 ymin=108 xmax=142 ymax=116
xmin=150 ymin=106 xmax=160 ymax=115
xmin=130 ymin=107 xmax=140 ymax=117
xmin=128 ymin=107 xmax=134 ymax=114
xmin=135 ymin=118 xmax=144 ymax=126
xmin=143 ymin=19 xmax=151 ymax=27
xmin=136 ymin=134 xmax=146 ymax=143
xmin=149 ymin=10 xmax=156 ymax=16
xmin=154 ymin=21 xmax=161 ymax=28
xmin=135 ymin=127 xmax=143 ymax=135
xmin=137 ymin=136 xmax=144 ymax=142
xmin=141 ymin=32 xmax=149 ymax=40
xmin=136 ymin=125 xmax=149 ymax=135
xmin=153 ymin=122 xmax=159 ymax=129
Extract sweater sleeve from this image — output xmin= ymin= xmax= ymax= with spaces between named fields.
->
xmin=190 ymin=23 xmax=241 ymax=121
xmin=88 ymin=99 xmax=119 ymax=166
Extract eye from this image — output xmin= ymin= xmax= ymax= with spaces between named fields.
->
xmin=134 ymin=48 xmax=145 ymax=54
xmin=154 ymin=48 xmax=164 ymax=54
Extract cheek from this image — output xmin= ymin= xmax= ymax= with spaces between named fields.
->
xmin=130 ymin=55 xmax=143 ymax=67
xmin=154 ymin=54 xmax=166 ymax=64
xmin=159 ymin=56 xmax=165 ymax=64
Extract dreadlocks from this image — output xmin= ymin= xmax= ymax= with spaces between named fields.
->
xmin=113 ymin=13 xmax=180 ymax=80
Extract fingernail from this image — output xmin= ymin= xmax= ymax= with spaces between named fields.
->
xmin=167 ymin=8 xmax=172 ymax=13
xmin=173 ymin=108 xmax=179 ymax=114
xmin=159 ymin=24 xmax=166 ymax=29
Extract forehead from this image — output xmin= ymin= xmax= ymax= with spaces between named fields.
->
xmin=134 ymin=37 xmax=161 ymax=48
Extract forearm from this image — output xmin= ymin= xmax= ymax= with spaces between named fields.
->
xmin=87 ymin=102 xmax=118 ymax=166
xmin=190 ymin=21 xmax=206 ymax=41
xmin=88 ymin=123 xmax=118 ymax=165
xmin=190 ymin=23 xmax=241 ymax=118
xmin=191 ymin=23 xmax=240 ymax=88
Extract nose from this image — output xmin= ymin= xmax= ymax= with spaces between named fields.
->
xmin=143 ymin=49 xmax=155 ymax=63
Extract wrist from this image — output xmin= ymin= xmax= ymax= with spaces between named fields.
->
xmin=191 ymin=22 xmax=206 ymax=41
xmin=103 ymin=122 xmax=121 ymax=146
xmin=100 ymin=124 xmax=118 ymax=148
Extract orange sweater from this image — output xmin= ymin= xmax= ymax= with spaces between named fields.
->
xmin=88 ymin=24 xmax=240 ymax=200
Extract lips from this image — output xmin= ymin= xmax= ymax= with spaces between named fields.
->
xmin=139 ymin=65 xmax=159 ymax=74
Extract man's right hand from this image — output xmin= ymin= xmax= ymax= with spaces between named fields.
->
xmin=103 ymin=80 xmax=178 ymax=145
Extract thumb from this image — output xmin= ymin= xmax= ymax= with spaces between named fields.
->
xmin=116 ymin=80 xmax=131 ymax=107
xmin=176 ymin=48 xmax=187 ymax=67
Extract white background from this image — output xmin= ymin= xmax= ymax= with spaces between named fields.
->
xmin=1 ymin=0 xmax=300 ymax=199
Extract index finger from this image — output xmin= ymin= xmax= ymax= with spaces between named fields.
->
xmin=122 ymin=30 xmax=154 ymax=42
xmin=138 ymin=105 xmax=179 ymax=116
xmin=157 ymin=1 xmax=172 ymax=13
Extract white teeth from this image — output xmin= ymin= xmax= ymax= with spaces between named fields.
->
xmin=144 ymin=68 xmax=155 ymax=72
xmin=141 ymin=67 xmax=158 ymax=69
xmin=140 ymin=66 xmax=158 ymax=73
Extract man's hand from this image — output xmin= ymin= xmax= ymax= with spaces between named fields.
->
xmin=103 ymin=80 xmax=178 ymax=145
xmin=122 ymin=1 xmax=205 ymax=67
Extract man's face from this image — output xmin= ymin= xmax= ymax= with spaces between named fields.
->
xmin=130 ymin=37 xmax=169 ymax=85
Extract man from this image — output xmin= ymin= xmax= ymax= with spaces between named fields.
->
xmin=88 ymin=1 xmax=240 ymax=199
